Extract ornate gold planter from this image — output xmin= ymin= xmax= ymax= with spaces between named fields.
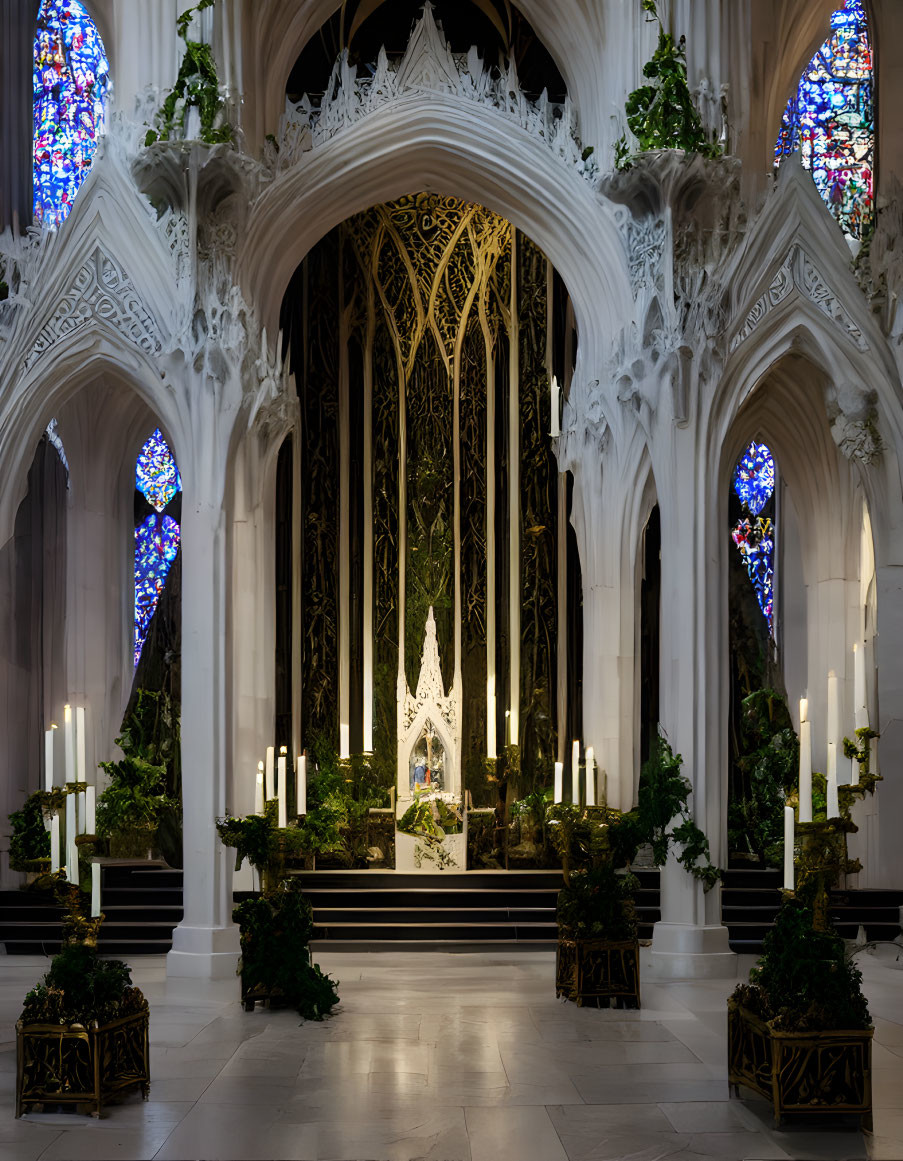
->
xmin=727 ymin=999 xmax=873 ymax=1128
xmin=555 ymin=937 xmax=640 ymax=1008
xmin=16 ymin=1005 xmax=150 ymax=1118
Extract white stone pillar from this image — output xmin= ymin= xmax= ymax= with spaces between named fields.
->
xmin=873 ymin=565 xmax=903 ymax=888
xmin=167 ymin=490 xmax=240 ymax=978
xmin=650 ymin=429 xmax=735 ymax=979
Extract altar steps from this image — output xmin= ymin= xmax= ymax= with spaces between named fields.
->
xmin=721 ymin=868 xmax=903 ymax=953
xmin=0 ymin=864 xmax=183 ymax=956
xmin=2 ymin=865 xmax=900 ymax=957
xmin=295 ymin=870 xmax=662 ymax=948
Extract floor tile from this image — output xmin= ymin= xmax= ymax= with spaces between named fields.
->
xmin=466 ymin=1104 xmax=568 ymax=1161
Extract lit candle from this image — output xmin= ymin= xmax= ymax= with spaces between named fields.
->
xmin=854 ymin=642 xmax=868 ymax=730
xmin=550 ymin=375 xmax=561 ymax=438
xmin=64 ymin=704 xmax=75 ymax=786
xmin=50 ymin=813 xmax=60 ymax=873
xmin=585 ymin=746 xmax=596 ymax=807
xmin=783 ymin=805 xmax=794 ymax=890
xmin=505 ymin=710 xmax=511 ymax=748
xmin=553 ymin=762 xmax=563 ymax=804
xmin=85 ymin=785 xmax=96 ymax=835
xmin=798 ymin=717 xmax=812 ymax=823
xmin=255 ymin=761 xmax=265 ymax=813
xmin=91 ymin=862 xmax=101 ymax=918
xmin=277 ymin=747 xmax=287 ymax=828
xmin=487 ymin=687 xmax=497 ymax=760
xmin=826 ymin=742 xmax=840 ymax=818
xmin=571 ymin=740 xmax=580 ymax=805
xmin=265 ymin=746 xmax=275 ymax=800
xmin=297 ymin=753 xmax=307 ymax=816
xmin=339 ymin=723 xmax=350 ymax=760
xmin=44 ymin=726 xmax=56 ymax=791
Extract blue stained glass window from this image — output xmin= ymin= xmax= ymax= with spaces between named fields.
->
xmin=33 ymin=0 xmax=110 ymax=228
xmin=137 ymin=429 xmax=182 ymax=512
xmin=134 ymin=514 xmax=181 ymax=666
xmin=732 ymin=442 xmax=776 ymax=636
xmin=775 ymin=0 xmax=874 ymax=240
xmin=134 ymin=430 xmax=181 ymax=666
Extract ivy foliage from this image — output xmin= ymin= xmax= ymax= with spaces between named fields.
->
xmin=398 ymin=794 xmax=462 ymax=844
xmin=615 ymin=0 xmax=722 ymax=170
xmin=232 ymin=880 xmax=339 ymax=1021
xmin=557 ymin=866 xmax=640 ymax=942
xmin=145 ymin=0 xmax=232 ymax=147
xmin=728 ymin=689 xmax=798 ymax=866
xmin=9 ymin=792 xmax=51 ymax=871
xmin=732 ymin=879 xmax=871 ymax=1032
xmin=20 ymin=942 xmax=144 ymax=1027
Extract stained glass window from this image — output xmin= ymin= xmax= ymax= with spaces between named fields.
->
xmin=134 ymin=430 xmax=181 ymax=666
xmin=33 ymin=0 xmax=110 ymax=228
xmin=731 ymin=442 xmax=776 ymax=636
xmin=775 ymin=0 xmax=874 ymax=240
xmin=137 ymin=429 xmax=182 ymax=512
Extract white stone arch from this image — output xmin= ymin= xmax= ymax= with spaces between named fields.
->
xmin=238 ymin=97 xmax=632 ymax=370
xmin=242 ymin=0 xmax=604 ymax=157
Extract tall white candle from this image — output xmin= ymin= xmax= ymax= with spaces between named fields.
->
xmin=265 ymin=746 xmax=275 ymax=800
xmin=585 ymin=746 xmax=596 ymax=807
xmin=44 ymin=727 xmax=55 ymax=791
xmin=255 ymin=761 xmax=265 ymax=814
xmin=504 ymin=710 xmax=511 ymax=748
xmin=826 ymin=742 xmax=840 ymax=818
xmin=487 ymin=688 xmax=497 ymax=760
xmin=339 ymin=723 xmax=350 ymax=760
xmin=827 ymin=669 xmax=839 ymax=756
xmin=91 ymin=862 xmax=101 ymax=918
xmin=75 ymin=706 xmax=86 ymax=782
xmin=550 ymin=375 xmax=561 ymax=438
xmin=85 ymin=785 xmax=96 ymax=835
xmin=571 ymin=740 xmax=580 ymax=805
xmin=277 ymin=748 xmax=287 ymax=828
xmin=297 ymin=753 xmax=307 ymax=816
xmin=783 ymin=806 xmax=795 ymax=890
xmin=64 ymin=704 xmax=75 ymax=786
xmin=854 ymin=642 xmax=868 ymax=730
xmin=65 ymin=792 xmax=77 ymax=883
xmin=50 ymin=814 xmax=60 ymax=873
xmin=553 ymin=762 xmax=563 ymax=804
xmin=798 ymin=719 xmax=812 ymax=823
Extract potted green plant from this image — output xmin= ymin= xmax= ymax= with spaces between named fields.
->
xmin=96 ymin=693 xmax=180 ymax=860
xmin=614 ymin=0 xmax=722 ymax=170
xmin=16 ymin=884 xmax=149 ymax=1118
xmin=216 ymin=804 xmax=339 ymax=1018
xmin=728 ymin=879 xmax=873 ymax=1127
xmin=550 ymin=735 xmax=721 ymax=1008
xmin=9 ymin=791 xmax=51 ymax=883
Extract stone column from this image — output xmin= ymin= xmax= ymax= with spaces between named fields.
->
xmin=167 ymin=484 xmax=241 ymax=978
xmin=873 ymin=564 xmax=903 ymax=888
xmin=650 ymin=425 xmax=736 ymax=979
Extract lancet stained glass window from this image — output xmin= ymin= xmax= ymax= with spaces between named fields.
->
xmin=731 ymin=442 xmax=776 ymax=637
xmin=134 ymin=431 xmax=181 ymax=666
xmin=33 ymin=0 xmax=110 ymax=228
xmin=775 ymin=0 xmax=874 ymax=240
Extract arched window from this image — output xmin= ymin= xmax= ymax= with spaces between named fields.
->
xmin=775 ymin=0 xmax=874 ymax=240
xmin=134 ymin=430 xmax=181 ymax=667
xmin=731 ymin=442 xmax=775 ymax=638
xmin=33 ymin=0 xmax=110 ymax=228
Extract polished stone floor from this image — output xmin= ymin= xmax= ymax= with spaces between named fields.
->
xmin=2 ymin=947 xmax=903 ymax=1160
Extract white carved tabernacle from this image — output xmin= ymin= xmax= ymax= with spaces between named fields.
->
xmin=397 ymin=607 xmax=461 ymax=805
